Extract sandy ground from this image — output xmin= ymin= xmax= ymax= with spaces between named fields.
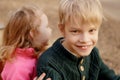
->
xmin=98 ymin=0 xmax=120 ymax=74
xmin=0 ymin=0 xmax=120 ymax=78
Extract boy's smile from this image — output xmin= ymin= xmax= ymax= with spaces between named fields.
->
xmin=59 ymin=22 xmax=99 ymax=57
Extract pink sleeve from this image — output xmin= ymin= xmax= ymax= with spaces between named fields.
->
xmin=4 ymin=66 xmax=34 ymax=80
xmin=1 ymin=60 xmax=36 ymax=80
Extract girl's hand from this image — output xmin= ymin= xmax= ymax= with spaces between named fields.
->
xmin=33 ymin=73 xmax=51 ymax=80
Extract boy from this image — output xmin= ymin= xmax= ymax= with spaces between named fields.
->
xmin=37 ymin=0 xmax=120 ymax=80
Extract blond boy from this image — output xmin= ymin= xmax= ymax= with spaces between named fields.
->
xmin=37 ymin=0 xmax=120 ymax=80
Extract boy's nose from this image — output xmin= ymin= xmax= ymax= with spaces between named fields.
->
xmin=79 ymin=33 xmax=89 ymax=43
xmin=49 ymin=27 xmax=52 ymax=33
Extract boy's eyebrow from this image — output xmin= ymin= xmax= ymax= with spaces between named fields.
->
xmin=69 ymin=24 xmax=99 ymax=29
xmin=69 ymin=25 xmax=82 ymax=30
xmin=90 ymin=24 xmax=100 ymax=28
xmin=70 ymin=27 xmax=79 ymax=29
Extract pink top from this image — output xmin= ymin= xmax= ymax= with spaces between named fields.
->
xmin=1 ymin=48 xmax=37 ymax=80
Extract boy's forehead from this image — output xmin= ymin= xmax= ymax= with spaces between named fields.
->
xmin=64 ymin=15 xmax=101 ymax=28
xmin=65 ymin=18 xmax=99 ymax=28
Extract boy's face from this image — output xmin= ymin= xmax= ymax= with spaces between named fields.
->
xmin=59 ymin=22 xmax=99 ymax=57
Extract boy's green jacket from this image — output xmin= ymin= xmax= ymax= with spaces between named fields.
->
xmin=37 ymin=37 xmax=120 ymax=80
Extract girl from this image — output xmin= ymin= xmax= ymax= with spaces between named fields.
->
xmin=0 ymin=5 xmax=51 ymax=80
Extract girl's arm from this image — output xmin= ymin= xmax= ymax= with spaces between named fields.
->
xmin=34 ymin=73 xmax=51 ymax=80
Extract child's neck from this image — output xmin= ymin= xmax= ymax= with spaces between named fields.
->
xmin=60 ymin=39 xmax=82 ymax=58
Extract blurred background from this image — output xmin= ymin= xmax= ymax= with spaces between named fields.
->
xmin=0 ymin=0 xmax=120 ymax=78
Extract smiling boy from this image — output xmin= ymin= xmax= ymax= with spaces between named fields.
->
xmin=37 ymin=0 xmax=120 ymax=80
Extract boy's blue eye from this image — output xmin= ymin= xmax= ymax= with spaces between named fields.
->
xmin=72 ymin=30 xmax=78 ymax=33
xmin=71 ymin=30 xmax=79 ymax=33
xmin=70 ymin=30 xmax=80 ymax=35
xmin=89 ymin=29 xmax=96 ymax=33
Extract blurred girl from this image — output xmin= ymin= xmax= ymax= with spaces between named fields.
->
xmin=0 ymin=5 xmax=51 ymax=80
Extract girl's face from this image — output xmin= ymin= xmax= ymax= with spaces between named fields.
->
xmin=59 ymin=22 xmax=99 ymax=57
xmin=31 ymin=14 xmax=52 ymax=49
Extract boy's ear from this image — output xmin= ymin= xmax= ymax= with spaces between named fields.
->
xmin=58 ymin=24 xmax=65 ymax=35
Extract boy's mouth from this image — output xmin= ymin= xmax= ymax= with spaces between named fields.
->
xmin=78 ymin=46 xmax=89 ymax=50
xmin=76 ymin=44 xmax=92 ymax=50
xmin=80 ymin=46 xmax=88 ymax=50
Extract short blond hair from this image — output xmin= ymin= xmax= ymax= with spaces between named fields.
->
xmin=59 ymin=0 xmax=103 ymax=27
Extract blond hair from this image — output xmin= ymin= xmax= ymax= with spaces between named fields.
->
xmin=0 ymin=5 xmax=43 ymax=62
xmin=59 ymin=0 xmax=103 ymax=27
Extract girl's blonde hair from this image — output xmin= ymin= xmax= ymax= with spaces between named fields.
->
xmin=0 ymin=5 xmax=43 ymax=62
xmin=59 ymin=0 xmax=103 ymax=27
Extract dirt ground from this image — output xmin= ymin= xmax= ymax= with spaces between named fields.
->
xmin=0 ymin=0 xmax=120 ymax=78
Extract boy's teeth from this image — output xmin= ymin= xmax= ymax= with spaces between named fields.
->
xmin=81 ymin=46 xmax=87 ymax=49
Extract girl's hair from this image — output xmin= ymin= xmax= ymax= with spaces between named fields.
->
xmin=0 ymin=5 xmax=43 ymax=62
xmin=59 ymin=0 xmax=104 ymax=27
